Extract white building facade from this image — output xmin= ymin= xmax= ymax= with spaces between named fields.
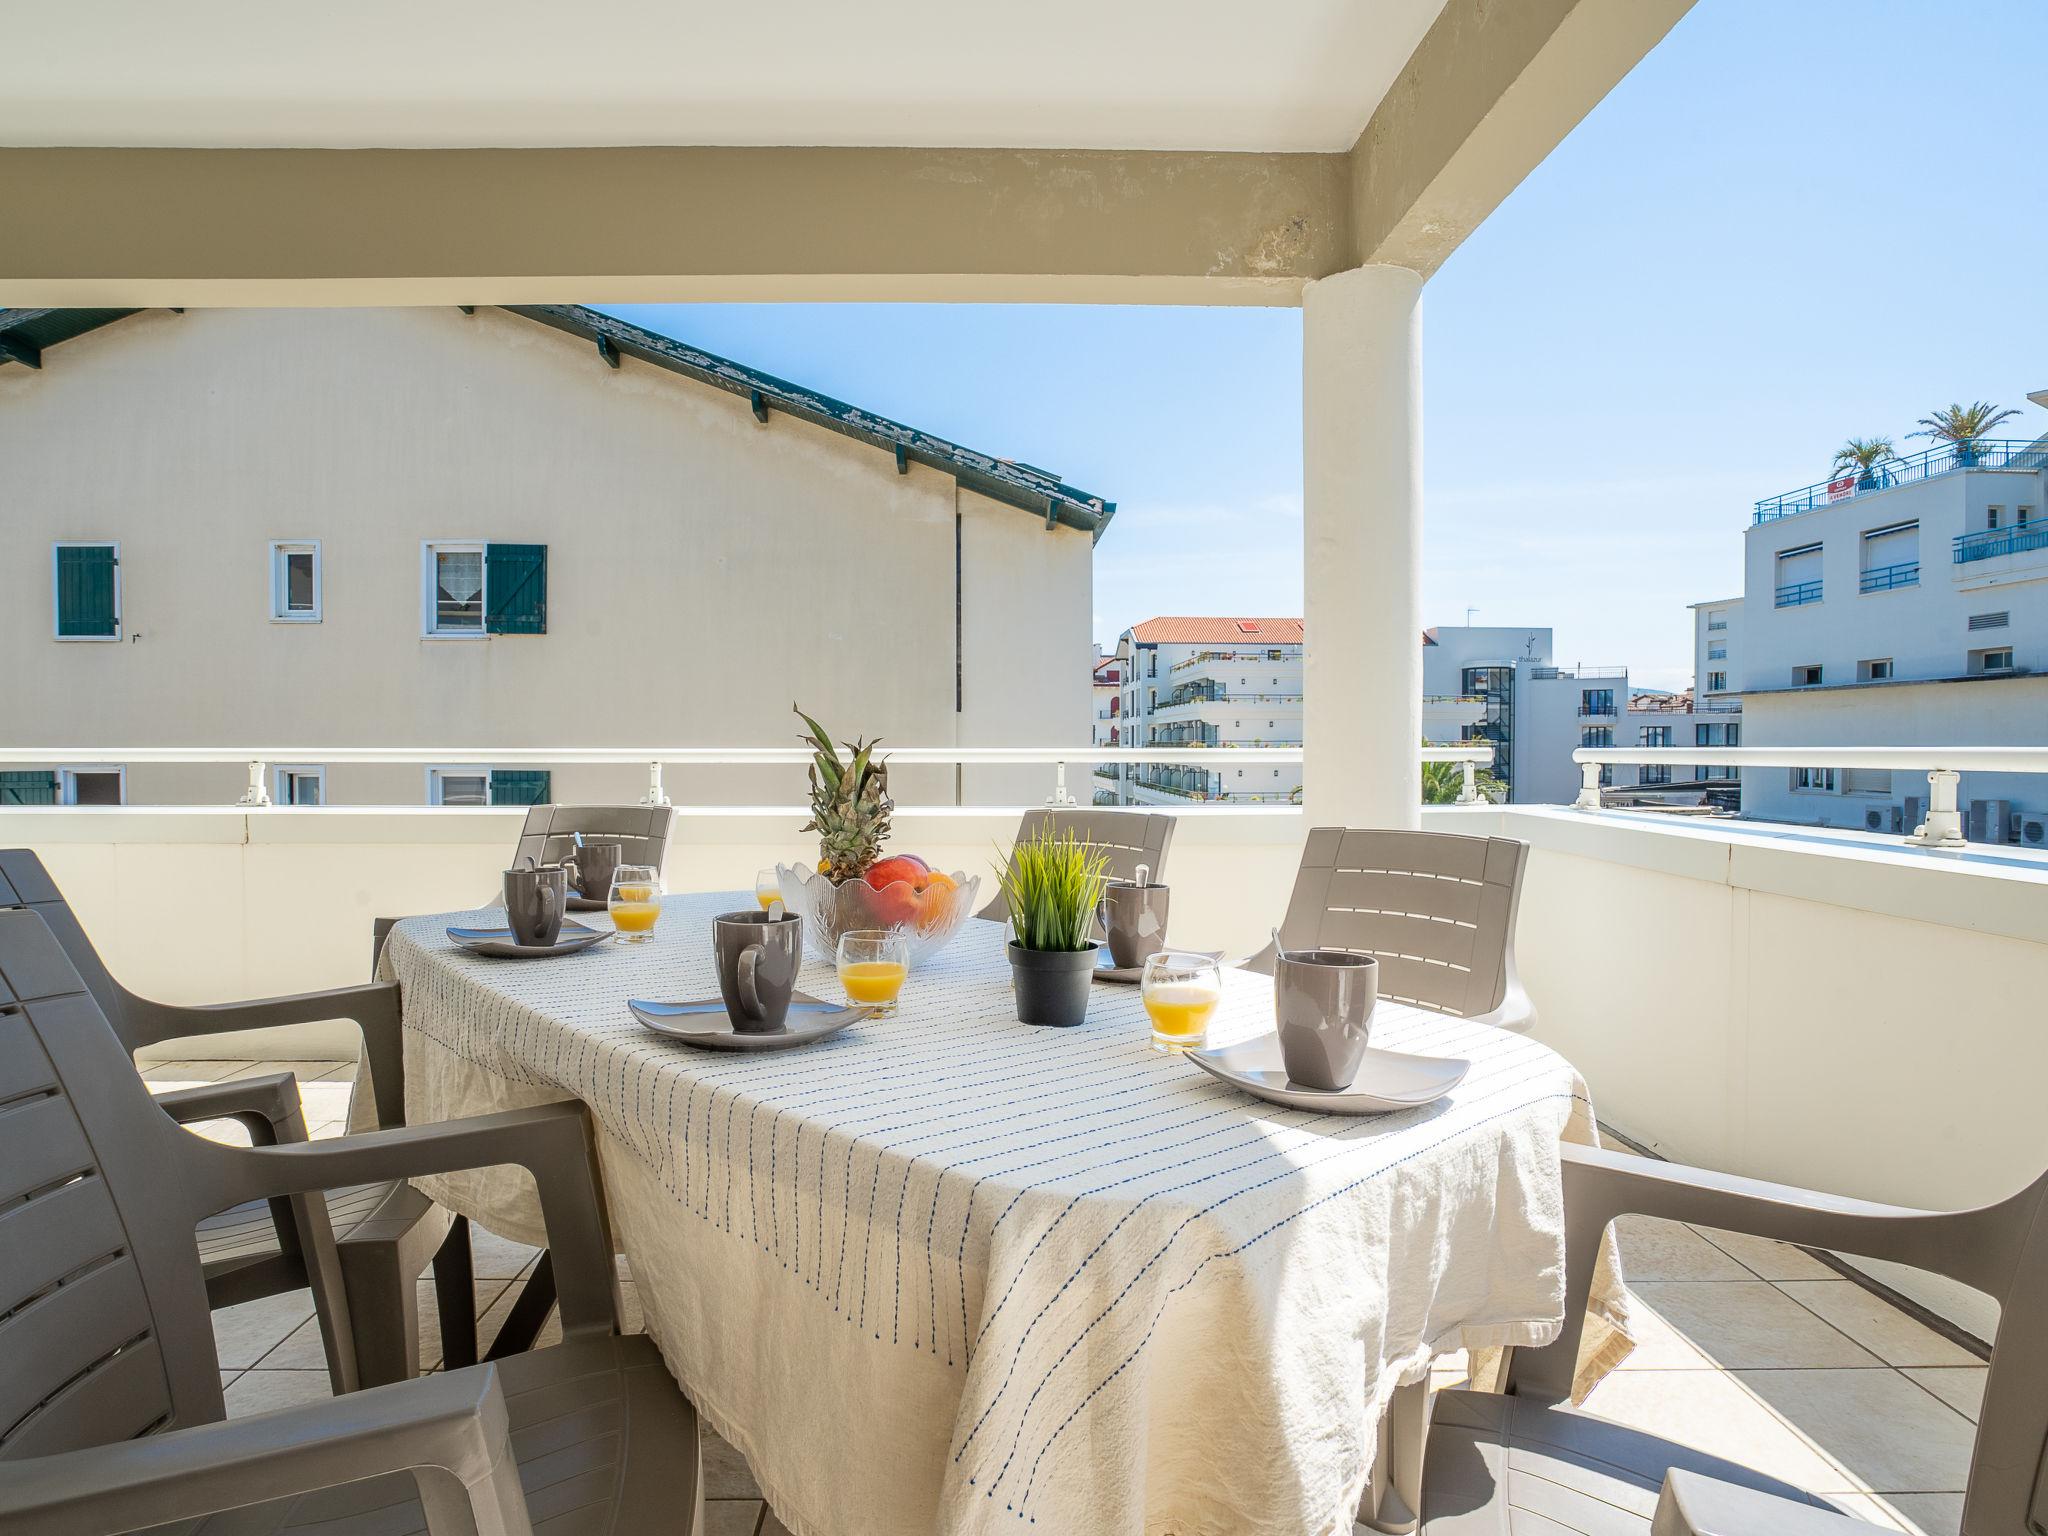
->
xmin=1 ymin=305 xmax=1109 ymax=808
xmin=1707 ymin=402 xmax=2048 ymax=839
xmin=1106 ymin=619 xmax=1305 ymax=806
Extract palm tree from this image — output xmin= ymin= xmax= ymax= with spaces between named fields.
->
xmin=1421 ymin=749 xmax=1506 ymax=805
xmin=1830 ymin=436 xmax=1895 ymax=487
xmin=1910 ymin=401 xmax=2021 ymax=464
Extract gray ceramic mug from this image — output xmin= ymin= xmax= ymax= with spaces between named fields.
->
xmin=564 ymin=840 xmax=624 ymax=901
xmin=503 ymin=861 xmax=567 ymax=947
xmin=1275 ymin=950 xmax=1378 ymax=1091
xmin=1100 ymin=880 xmax=1170 ymax=970
xmin=713 ymin=910 xmax=802 ymax=1033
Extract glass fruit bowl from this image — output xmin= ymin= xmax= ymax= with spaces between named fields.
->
xmin=774 ymin=862 xmax=983 ymax=966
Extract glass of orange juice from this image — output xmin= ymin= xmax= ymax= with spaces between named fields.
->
xmin=755 ymin=868 xmax=783 ymax=912
xmin=837 ymin=929 xmax=909 ymax=1012
xmin=607 ymin=864 xmax=663 ymax=944
xmin=1141 ymin=951 xmax=1222 ymax=1053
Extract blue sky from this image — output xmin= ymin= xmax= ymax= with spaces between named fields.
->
xmin=608 ymin=0 xmax=2046 ymax=690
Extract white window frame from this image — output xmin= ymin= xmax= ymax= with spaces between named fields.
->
xmin=269 ymin=540 xmax=323 ymax=623
xmin=1706 ymin=671 xmax=1727 ymax=692
xmin=421 ymin=540 xmax=488 ymax=638
xmin=427 ymin=765 xmax=495 ymax=806
xmin=273 ymin=764 xmax=328 ymax=806
xmin=1974 ymin=647 xmax=2015 ymax=674
xmin=51 ymin=540 xmax=122 ymax=642
xmin=1860 ymin=658 xmax=1894 ymax=681
xmin=58 ymin=765 xmax=126 ymax=806
xmin=1794 ymin=664 xmax=1823 ymax=686
xmin=1790 ymin=767 xmax=1836 ymax=793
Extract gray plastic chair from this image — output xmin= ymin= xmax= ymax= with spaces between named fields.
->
xmin=0 ymin=848 xmax=466 ymax=1392
xmin=1241 ymin=827 xmax=1535 ymax=1032
xmin=1382 ymin=1141 xmax=2048 ymax=1536
xmin=0 ymin=905 xmax=703 ymax=1536
xmin=977 ymin=808 xmax=1177 ymax=921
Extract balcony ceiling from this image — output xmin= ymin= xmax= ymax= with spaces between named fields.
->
xmin=0 ymin=0 xmax=1447 ymax=151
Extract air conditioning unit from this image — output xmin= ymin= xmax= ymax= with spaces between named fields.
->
xmin=2018 ymin=814 xmax=2046 ymax=847
xmin=1864 ymin=807 xmax=1903 ymax=834
xmin=1967 ymin=798 xmax=2014 ymax=844
xmin=1902 ymin=795 xmax=1924 ymax=836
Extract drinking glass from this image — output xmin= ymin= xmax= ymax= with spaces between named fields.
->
xmin=1141 ymin=951 xmax=1223 ymax=1053
xmin=755 ymin=868 xmax=783 ymax=912
xmin=836 ymin=929 xmax=909 ymax=1012
xmin=607 ymin=864 xmax=663 ymax=944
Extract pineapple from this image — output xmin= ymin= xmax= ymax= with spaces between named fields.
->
xmin=795 ymin=705 xmax=893 ymax=884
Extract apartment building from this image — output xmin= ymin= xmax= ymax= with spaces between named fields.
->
xmin=1697 ymin=393 xmax=2048 ymax=838
xmin=1091 ymin=648 xmax=1125 ymax=753
xmin=0 ymin=305 xmax=1111 ymax=808
xmin=1104 ymin=618 xmax=1305 ymax=806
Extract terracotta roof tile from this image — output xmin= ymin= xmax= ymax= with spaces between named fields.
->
xmin=1127 ymin=617 xmax=1305 ymax=644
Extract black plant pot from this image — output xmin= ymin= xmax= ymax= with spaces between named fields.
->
xmin=1008 ymin=941 xmax=1102 ymax=1027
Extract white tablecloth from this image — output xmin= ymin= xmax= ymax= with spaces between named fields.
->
xmin=382 ymin=893 xmax=1631 ymax=1536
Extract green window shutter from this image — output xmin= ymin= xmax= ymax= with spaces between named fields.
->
xmin=485 ymin=544 xmax=547 ymax=634
xmin=489 ymin=770 xmax=551 ymax=806
xmin=0 ymin=771 xmax=59 ymax=805
xmin=55 ymin=545 xmax=118 ymax=637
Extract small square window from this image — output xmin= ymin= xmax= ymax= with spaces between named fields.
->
xmin=1859 ymin=659 xmax=1893 ymax=681
xmin=428 ymin=767 xmax=492 ymax=806
xmin=270 ymin=541 xmax=322 ymax=622
xmin=274 ymin=765 xmax=327 ymax=805
xmin=1794 ymin=665 xmax=1823 ymax=686
xmin=1973 ymin=647 xmax=2015 ymax=674
xmin=1988 ymin=506 xmax=2003 ymax=530
xmin=60 ymin=767 xmax=125 ymax=805
xmin=53 ymin=542 xmax=121 ymax=640
xmin=425 ymin=543 xmax=486 ymax=635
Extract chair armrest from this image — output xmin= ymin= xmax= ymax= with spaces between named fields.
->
xmin=1472 ymin=973 xmax=1536 ymax=1034
xmin=125 ymin=981 xmax=406 ymax=1129
xmin=1653 ymin=1470 xmax=1890 ymax=1536
xmin=1507 ymin=1140 xmax=2022 ymax=1401
xmin=0 ymin=1364 xmax=532 ymax=1536
xmin=193 ymin=1100 xmax=619 ymax=1340
xmin=1235 ymin=940 xmax=1277 ymax=975
xmin=153 ymin=1071 xmax=311 ymax=1147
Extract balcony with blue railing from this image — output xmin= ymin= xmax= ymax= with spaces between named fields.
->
xmin=1859 ymin=560 xmax=1919 ymax=593
xmin=1775 ymin=579 xmax=1823 ymax=608
xmin=1955 ymin=524 xmax=2048 ymax=564
xmin=1754 ymin=440 xmax=2048 ymax=524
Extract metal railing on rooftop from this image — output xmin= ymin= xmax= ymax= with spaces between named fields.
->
xmin=1955 ymin=525 xmax=2048 ymax=564
xmin=1754 ymin=440 xmax=2048 ymax=524
xmin=1571 ymin=744 xmax=2048 ymax=849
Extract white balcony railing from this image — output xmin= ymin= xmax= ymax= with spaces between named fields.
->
xmin=1572 ymin=744 xmax=2048 ymax=848
xmin=0 ymin=742 xmax=1498 ymax=811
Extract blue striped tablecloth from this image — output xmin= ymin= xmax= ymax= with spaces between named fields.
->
xmin=388 ymin=891 xmax=1629 ymax=1536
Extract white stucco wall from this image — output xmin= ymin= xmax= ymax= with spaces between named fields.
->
xmin=1 ymin=308 xmax=1094 ymax=805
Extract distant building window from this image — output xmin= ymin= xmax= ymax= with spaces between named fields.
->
xmin=1147 ymin=652 xmax=1157 ymax=678
xmin=1791 ymin=768 xmax=1836 ymax=792
xmin=1841 ymin=768 xmax=1893 ymax=796
xmin=1707 ymin=671 xmax=1727 ymax=692
xmin=1582 ymin=727 xmax=1612 ymax=748
xmin=1859 ymin=659 xmax=1894 ymax=681
xmin=1580 ymin=689 xmax=1615 ymax=717
xmin=1639 ymin=765 xmax=1671 ymax=786
xmin=2020 ymin=506 xmax=2034 ymax=528
xmin=1707 ymin=645 xmax=1727 ymax=660
xmin=1639 ymin=727 xmax=1672 ymax=748
xmin=1972 ymin=647 xmax=2015 ymax=674
xmin=422 ymin=542 xmax=548 ymax=636
xmin=274 ymin=765 xmax=327 ymax=806
xmin=1793 ymin=665 xmax=1823 ymax=686
xmin=53 ymin=542 xmax=121 ymax=640
xmin=1988 ymin=506 xmax=2002 ymax=530
xmin=1775 ymin=543 xmax=1823 ymax=607
xmin=269 ymin=541 xmax=322 ymax=622
xmin=1706 ymin=613 xmax=1729 ymax=631
xmin=60 ymin=766 xmax=125 ymax=805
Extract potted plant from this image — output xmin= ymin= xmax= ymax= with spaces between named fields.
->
xmin=998 ymin=828 xmax=1109 ymax=1027
xmin=1911 ymin=402 xmax=2020 ymax=468
xmin=1830 ymin=436 xmax=1895 ymax=491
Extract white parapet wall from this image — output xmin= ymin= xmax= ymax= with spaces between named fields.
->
xmin=9 ymin=799 xmax=2046 ymax=1332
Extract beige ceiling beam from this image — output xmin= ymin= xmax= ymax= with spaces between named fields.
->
xmin=1347 ymin=0 xmax=1694 ymax=276
xmin=0 ymin=145 xmax=1352 ymax=308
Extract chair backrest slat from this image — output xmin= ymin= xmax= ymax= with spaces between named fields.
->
xmin=0 ymin=849 xmax=138 ymax=1048
xmin=512 ymin=805 xmax=674 ymax=877
xmin=0 ymin=911 xmax=224 ymax=1458
xmin=1270 ymin=827 xmax=1528 ymax=1018
xmin=979 ymin=810 xmax=1177 ymax=921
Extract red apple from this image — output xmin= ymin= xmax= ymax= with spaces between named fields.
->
xmin=864 ymin=856 xmax=930 ymax=893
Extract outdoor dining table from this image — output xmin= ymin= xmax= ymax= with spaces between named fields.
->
xmin=379 ymin=890 xmax=1633 ymax=1536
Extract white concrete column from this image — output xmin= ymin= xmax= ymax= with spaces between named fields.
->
xmin=1303 ymin=264 xmax=1424 ymax=830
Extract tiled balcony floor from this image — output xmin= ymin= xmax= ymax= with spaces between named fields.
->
xmin=157 ymin=1060 xmax=1986 ymax=1536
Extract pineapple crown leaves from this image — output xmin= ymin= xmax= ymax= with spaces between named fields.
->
xmin=793 ymin=705 xmax=894 ymax=870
